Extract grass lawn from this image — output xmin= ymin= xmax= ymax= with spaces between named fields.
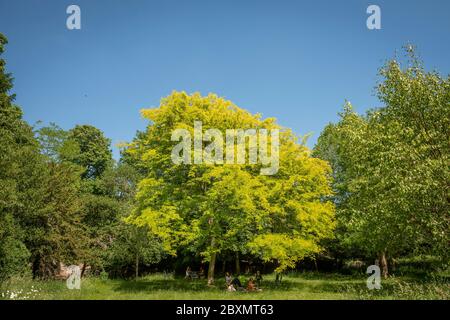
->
xmin=1 ymin=272 xmax=448 ymax=300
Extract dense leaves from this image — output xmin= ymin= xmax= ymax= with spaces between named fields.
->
xmin=314 ymin=49 xmax=450 ymax=276
xmin=126 ymin=92 xmax=335 ymax=281
xmin=0 ymin=33 xmax=162 ymax=282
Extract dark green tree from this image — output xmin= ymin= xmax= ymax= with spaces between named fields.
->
xmin=66 ymin=125 xmax=112 ymax=180
xmin=0 ymin=33 xmax=39 ymax=281
xmin=1 ymin=34 xmax=88 ymax=280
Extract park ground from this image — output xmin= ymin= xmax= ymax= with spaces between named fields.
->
xmin=1 ymin=271 xmax=448 ymax=300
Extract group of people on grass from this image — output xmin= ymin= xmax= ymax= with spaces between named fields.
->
xmin=225 ymin=271 xmax=263 ymax=292
xmin=184 ymin=266 xmax=263 ymax=292
xmin=185 ymin=266 xmax=205 ymax=280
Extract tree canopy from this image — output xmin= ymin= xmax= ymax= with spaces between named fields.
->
xmin=314 ymin=48 xmax=450 ymax=276
xmin=126 ymin=91 xmax=335 ymax=282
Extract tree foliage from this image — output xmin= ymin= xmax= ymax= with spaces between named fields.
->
xmin=314 ymin=48 xmax=450 ymax=275
xmin=126 ymin=91 xmax=335 ymax=281
xmin=66 ymin=125 xmax=112 ymax=180
xmin=0 ymin=34 xmax=88 ymax=279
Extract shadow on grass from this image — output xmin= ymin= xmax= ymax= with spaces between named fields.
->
xmin=113 ymin=278 xmax=211 ymax=293
xmin=111 ymin=274 xmax=369 ymax=295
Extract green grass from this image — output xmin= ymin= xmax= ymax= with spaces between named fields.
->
xmin=1 ymin=272 xmax=448 ymax=300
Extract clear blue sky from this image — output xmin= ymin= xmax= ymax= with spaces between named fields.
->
xmin=1 ymin=0 xmax=449 ymax=158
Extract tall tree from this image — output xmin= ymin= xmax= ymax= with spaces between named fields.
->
xmin=126 ymin=91 xmax=335 ymax=283
xmin=66 ymin=125 xmax=112 ymax=180
xmin=1 ymin=34 xmax=87 ymax=279
xmin=0 ymin=33 xmax=41 ymax=281
xmin=314 ymin=48 xmax=450 ymax=277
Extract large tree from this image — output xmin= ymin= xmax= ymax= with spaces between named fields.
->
xmin=0 ymin=33 xmax=32 ymax=282
xmin=126 ymin=91 xmax=335 ymax=283
xmin=0 ymin=34 xmax=87 ymax=279
xmin=314 ymin=48 xmax=450 ymax=277
xmin=66 ymin=125 xmax=112 ymax=180
xmin=36 ymin=121 xmax=163 ymax=277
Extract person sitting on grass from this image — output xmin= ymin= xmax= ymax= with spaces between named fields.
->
xmin=255 ymin=270 xmax=263 ymax=287
xmin=246 ymin=278 xmax=256 ymax=291
xmin=225 ymin=272 xmax=232 ymax=286
xmin=185 ymin=266 xmax=192 ymax=280
xmin=227 ymin=284 xmax=236 ymax=292
xmin=247 ymin=277 xmax=262 ymax=292
xmin=231 ymin=274 xmax=244 ymax=290
xmin=198 ymin=266 xmax=205 ymax=279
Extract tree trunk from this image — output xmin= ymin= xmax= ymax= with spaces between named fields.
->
xmin=221 ymin=260 xmax=226 ymax=274
xmin=207 ymin=238 xmax=216 ymax=285
xmin=135 ymin=254 xmax=139 ymax=280
xmin=81 ymin=263 xmax=86 ymax=278
xmin=207 ymin=253 xmax=216 ymax=285
xmin=235 ymin=252 xmax=240 ymax=275
xmin=275 ymin=272 xmax=283 ymax=284
xmin=32 ymin=258 xmax=39 ymax=279
xmin=379 ymin=251 xmax=388 ymax=278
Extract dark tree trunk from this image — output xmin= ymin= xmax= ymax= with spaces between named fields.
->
xmin=207 ymin=253 xmax=216 ymax=285
xmin=235 ymin=252 xmax=240 ymax=275
xmin=207 ymin=238 xmax=216 ymax=285
xmin=135 ymin=254 xmax=139 ymax=280
xmin=32 ymin=258 xmax=39 ymax=279
xmin=275 ymin=272 xmax=283 ymax=284
xmin=81 ymin=262 xmax=87 ymax=278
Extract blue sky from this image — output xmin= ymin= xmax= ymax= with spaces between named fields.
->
xmin=1 ymin=0 xmax=449 ymax=158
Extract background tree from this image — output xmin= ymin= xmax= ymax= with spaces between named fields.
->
xmin=36 ymin=120 xmax=165 ymax=277
xmin=66 ymin=125 xmax=112 ymax=180
xmin=35 ymin=122 xmax=80 ymax=163
xmin=52 ymin=124 xmax=119 ymax=273
xmin=36 ymin=122 xmax=162 ymax=277
xmin=0 ymin=33 xmax=32 ymax=282
xmin=106 ymin=224 xmax=163 ymax=279
xmin=1 ymin=33 xmax=88 ymax=280
xmin=314 ymin=48 xmax=450 ymax=277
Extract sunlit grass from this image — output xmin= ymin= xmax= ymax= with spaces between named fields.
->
xmin=1 ymin=272 xmax=448 ymax=300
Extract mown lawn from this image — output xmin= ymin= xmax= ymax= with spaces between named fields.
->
xmin=1 ymin=272 xmax=448 ymax=300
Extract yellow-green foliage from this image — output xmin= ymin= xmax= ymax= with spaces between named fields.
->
xmin=126 ymin=91 xmax=335 ymax=272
